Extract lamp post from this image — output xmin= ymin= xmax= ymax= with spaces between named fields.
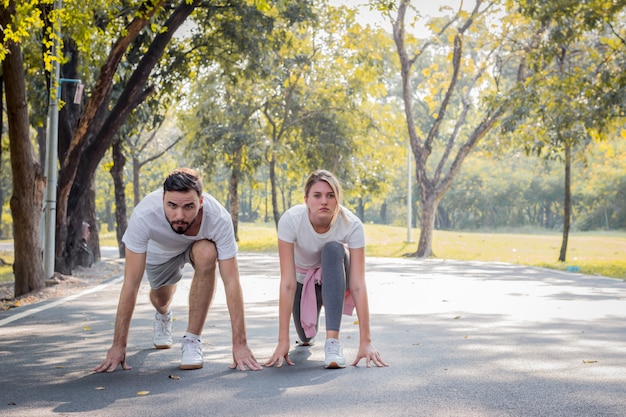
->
xmin=43 ymin=0 xmax=62 ymax=280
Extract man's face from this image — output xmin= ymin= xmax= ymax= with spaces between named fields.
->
xmin=163 ymin=190 xmax=202 ymax=234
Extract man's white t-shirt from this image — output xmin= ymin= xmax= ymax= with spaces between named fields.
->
xmin=122 ymin=189 xmax=237 ymax=265
xmin=277 ymin=204 xmax=365 ymax=283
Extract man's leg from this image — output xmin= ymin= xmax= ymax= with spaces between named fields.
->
xmin=150 ymin=285 xmax=177 ymax=349
xmin=186 ymin=239 xmax=218 ymax=336
xmin=150 ymin=284 xmax=176 ymax=315
xmin=180 ymin=239 xmax=217 ymax=370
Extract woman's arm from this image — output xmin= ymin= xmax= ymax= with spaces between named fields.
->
xmin=264 ymin=239 xmax=298 ymax=367
xmin=349 ymin=247 xmax=388 ymax=367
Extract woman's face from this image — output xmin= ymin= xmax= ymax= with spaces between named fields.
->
xmin=305 ymin=180 xmax=337 ymax=223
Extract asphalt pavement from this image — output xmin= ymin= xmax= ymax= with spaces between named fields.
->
xmin=0 ymin=251 xmax=625 ymax=417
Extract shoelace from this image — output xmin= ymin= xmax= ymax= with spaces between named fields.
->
xmin=182 ymin=338 xmax=200 ymax=354
xmin=326 ymin=342 xmax=341 ymax=355
xmin=155 ymin=316 xmax=170 ymax=336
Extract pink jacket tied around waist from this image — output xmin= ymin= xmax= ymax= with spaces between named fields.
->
xmin=298 ymin=266 xmax=355 ymax=339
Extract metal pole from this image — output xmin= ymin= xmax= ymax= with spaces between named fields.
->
xmin=43 ymin=0 xmax=62 ymax=280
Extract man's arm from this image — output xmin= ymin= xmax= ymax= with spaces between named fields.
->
xmin=218 ymin=256 xmax=262 ymax=371
xmin=93 ymin=249 xmax=146 ymax=372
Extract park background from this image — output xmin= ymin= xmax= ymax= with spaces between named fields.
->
xmin=1 ymin=0 xmax=625 ymax=297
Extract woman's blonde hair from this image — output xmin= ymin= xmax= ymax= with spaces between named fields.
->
xmin=304 ymin=169 xmax=344 ymax=224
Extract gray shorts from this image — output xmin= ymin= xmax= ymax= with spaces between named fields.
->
xmin=145 ymin=245 xmax=193 ymax=289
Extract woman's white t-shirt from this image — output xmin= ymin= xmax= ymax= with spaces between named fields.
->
xmin=122 ymin=189 xmax=237 ymax=265
xmin=277 ymin=204 xmax=365 ymax=283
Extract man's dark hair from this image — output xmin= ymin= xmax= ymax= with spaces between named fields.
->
xmin=163 ymin=168 xmax=203 ymax=197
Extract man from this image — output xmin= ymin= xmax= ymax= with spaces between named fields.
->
xmin=94 ymin=168 xmax=261 ymax=372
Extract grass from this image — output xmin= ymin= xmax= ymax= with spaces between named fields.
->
xmin=1 ymin=223 xmax=625 ymax=285
xmin=237 ymin=223 xmax=626 ymax=280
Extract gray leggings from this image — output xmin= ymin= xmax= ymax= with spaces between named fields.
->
xmin=293 ymin=242 xmax=349 ymax=342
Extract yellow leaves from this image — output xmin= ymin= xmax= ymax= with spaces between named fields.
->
xmin=249 ymin=0 xmax=277 ymax=17
xmin=3 ymin=1 xmax=45 ymax=45
xmin=136 ymin=391 xmax=150 ymax=396
xmin=421 ymin=64 xmax=439 ymax=78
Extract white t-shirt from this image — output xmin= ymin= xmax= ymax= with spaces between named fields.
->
xmin=277 ymin=204 xmax=365 ymax=283
xmin=122 ymin=189 xmax=238 ymax=265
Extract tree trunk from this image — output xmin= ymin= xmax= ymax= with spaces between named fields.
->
xmin=415 ymin=193 xmax=439 ymax=258
xmin=356 ymin=197 xmax=364 ymax=221
xmin=0 ymin=75 xmax=4 ymax=240
xmin=1 ymin=2 xmax=46 ymax=296
xmin=133 ymin=155 xmax=141 ymax=207
xmin=558 ymin=142 xmax=572 ymax=262
xmin=269 ymin=157 xmax=280 ymax=228
xmin=229 ymin=148 xmax=242 ymax=241
xmin=111 ymin=138 xmax=127 ymax=258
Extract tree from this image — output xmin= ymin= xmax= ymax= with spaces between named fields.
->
xmin=505 ymin=0 xmax=626 ymax=261
xmin=182 ymin=74 xmax=265 ymax=240
xmin=0 ymin=0 xmax=46 ymax=295
xmin=391 ymin=0 xmax=528 ymax=257
xmin=57 ymin=0 xmax=198 ymax=274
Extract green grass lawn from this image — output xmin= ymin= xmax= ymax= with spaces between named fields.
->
xmin=1 ymin=223 xmax=625 ymax=285
xmin=236 ymin=223 xmax=626 ymax=279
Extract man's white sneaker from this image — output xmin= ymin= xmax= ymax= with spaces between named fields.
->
xmin=152 ymin=311 xmax=173 ymax=349
xmin=180 ymin=336 xmax=203 ymax=370
xmin=324 ymin=338 xmax=346 ymax=369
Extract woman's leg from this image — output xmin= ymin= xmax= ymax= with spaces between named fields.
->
xmin=292 ymin=282 xmax=323 ymax=344
xmin=321 ymin=242 xmax=349 ymax=336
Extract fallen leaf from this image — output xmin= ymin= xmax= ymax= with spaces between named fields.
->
xmin=83 ymin=326 xmax=91 ymax=331
xmin=136 ymin=391 xmax=150 ymax=396
xmin=412 ymin=342 xmax=420 ymax=346
xmin=353 ymin=320 xmax=359 ymax=325
xmin=169 ymin=375 xmax=181 ymax=380
xmin=582 ymin=360 xmax=598 ymax=364
xmin=453 ymin=316 xmax=461 ymax=320
xmin=55 ymin=366 xmax=64 ymax=369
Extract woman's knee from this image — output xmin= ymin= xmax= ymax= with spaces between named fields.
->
xmin=321 ymin=241 xmax=344 ymax=263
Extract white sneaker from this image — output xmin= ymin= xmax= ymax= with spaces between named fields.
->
xmin=324 ymin=338 xmax=346 ymax=369
xmin=180 ymin=336 xmax=203 ymax=370
xmin=152 ymin=311 xmax=173 ymax=349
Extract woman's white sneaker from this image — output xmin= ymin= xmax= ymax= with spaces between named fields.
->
xmin=324 ymin=338 xmax=346 ymax=369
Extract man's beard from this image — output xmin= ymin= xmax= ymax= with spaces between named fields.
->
xmin=168 ymin=220 xmax=190 ymax=234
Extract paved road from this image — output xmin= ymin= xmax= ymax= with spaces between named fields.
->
xmin=0 ymin=252 xmax=625 ymax=417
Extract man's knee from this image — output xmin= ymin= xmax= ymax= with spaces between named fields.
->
xmin=190 ymin=240 xmax=218 ymax=269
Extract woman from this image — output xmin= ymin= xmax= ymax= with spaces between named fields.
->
xmin=264 ymin=170 xmax=388 ymax=369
